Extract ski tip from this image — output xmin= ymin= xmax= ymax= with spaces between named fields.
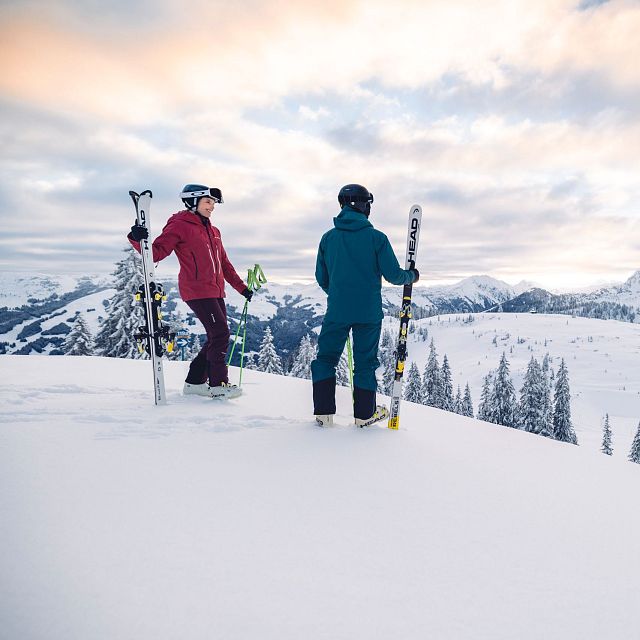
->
xmin=410 ymin=204 xmax=422 ymax=215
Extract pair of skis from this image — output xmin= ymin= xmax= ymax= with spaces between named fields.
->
xmin=129 ymin=190 xmax=174 ymax=405
xmin=387 ymin=205 xmax=422 ymax=430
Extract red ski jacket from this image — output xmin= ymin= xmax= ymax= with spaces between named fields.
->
xmin=129 ymin=210 xmax=246 ymax=301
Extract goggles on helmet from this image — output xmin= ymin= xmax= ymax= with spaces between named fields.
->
xmin=180 ymin=187 xmax=224 ymax=204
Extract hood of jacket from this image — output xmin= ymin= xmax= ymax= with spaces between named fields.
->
xmin=167 ymin=209 xmax=208 ymax=226
xmin=333 ymin=206 xmax=373 ymax=232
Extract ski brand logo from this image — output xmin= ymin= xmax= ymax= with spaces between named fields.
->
xmin=407 ymin=217 xmax=419 ymax=264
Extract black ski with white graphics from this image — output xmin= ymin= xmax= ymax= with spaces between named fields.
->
xmin=388 ymin=204 xmax=422 ymax=430
xmin=129 ymin=190 xmax=174 ymax=405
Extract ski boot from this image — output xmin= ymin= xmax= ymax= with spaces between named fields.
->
xmin=183 ymin=382 xmax=242 ymax=399
xmin=355 ymin=405 xmax=389 ymax=428
xmin=315 ymin=414 xmax=334 ymax=427
xmin=208 ymin=382 xmax=242 ymax=400
xmin=183 ymin=382 xmax=212 ymax=397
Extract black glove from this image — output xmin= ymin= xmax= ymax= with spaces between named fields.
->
xmin=129 ymin=223 xmax=148 ymax=242
xmin=410 ymin=268 xmax=420 ymax=283
xmin=241 ymin=287 xmax=253 ymax=302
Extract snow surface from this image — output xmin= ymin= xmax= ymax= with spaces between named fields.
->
xmin=1 ymin=355 xmax=639 ymax=640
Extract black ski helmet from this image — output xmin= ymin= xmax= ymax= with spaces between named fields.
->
xmin=338 ymin=184 xmax=374 ymax=215
xmin=180 ymin=184 xmax=224 ymax=211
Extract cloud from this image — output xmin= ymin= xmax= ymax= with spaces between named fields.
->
xmin=0 ymin=0 xmax=638 ymax=289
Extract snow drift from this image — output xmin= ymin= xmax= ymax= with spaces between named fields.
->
xmin=1 ymin=355 xmax=639 ymax=640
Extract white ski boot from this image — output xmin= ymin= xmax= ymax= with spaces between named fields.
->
xmin=315 ymin=414 xmax=334 ymax=427
xmin=183 ymin=382 xmax=242 ymax=399
xmin=208 ymin=382 xmax=242 ymax=400
xmin=183 ymin=382 xmax=212 ymax=397
xmin=355 ymin=405 xmax=389 ymax=428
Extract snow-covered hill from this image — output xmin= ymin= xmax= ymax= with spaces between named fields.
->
xmin=397 ymin=312 xmax=640 ymax=454
xmin=0 ymin=272 xmax=111 ymax=309
xmin=1 ymin=355 xmax=639 ymax=639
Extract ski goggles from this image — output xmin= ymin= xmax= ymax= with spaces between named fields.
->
xmin=180 ymin=187 xmax=224 ymax=204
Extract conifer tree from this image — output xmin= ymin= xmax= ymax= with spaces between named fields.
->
xmin=518 ymin=356 xmax=550 ymax=436
xmin=541 ymin=353 xmax=554 ymax=436
xmin=491 ymin=353 xmax=518 ymax=428
xmin=601 ymin=414 xmax=613 ymax=456
xmin=289 ymin=334 xmax=316 ymax=380
xmin=243 ymin=352 xmax=258 ymax=370
xmin=477 ymin=372 xmax=494 ymax=422
xmin=453 ymin=385 xmax=462 ymax=414
xmin=63 ymin=313 xmax=94 ymax=356
xmin=380 ymin=328 xmax=394 ymax=352
xmin=404 ymin=362 xmax=423 ymax=403
xmin=440 ymin=354 xmax=454 ymax=411
xmin=628 ymin=422 xmax=640 ymax=464
xmin=422 ymin=340 xmax=440 ymax=407
xmin=552 ymin=359 xmax=578 ymax=444
xmin=377 ymin=329 xmax=395 ymax=395
xmin=95 ymin=246 xmax=146 ymax=359
xmin=336 ymin=348 xmax=351 ymax=387
xmin=462 ymin=383 xmax=474 ymax=418
xmin=257 ymin=326 xmax=284 ymax=375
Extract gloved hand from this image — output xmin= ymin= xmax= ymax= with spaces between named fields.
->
xmin=410 ymin=268 xmax=420 ymax=283
xmin=129 ymin=223 xmax=148 ymax=242
xmin=241 ymin=287 xmax=253 ymax=302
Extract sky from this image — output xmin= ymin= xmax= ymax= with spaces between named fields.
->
xmin=0 ymin=0 xmax=639 ymax=290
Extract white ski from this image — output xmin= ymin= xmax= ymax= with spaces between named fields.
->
xmin=388 ymin=204 xmax=422 ymax=430
xmin=130 ymin=190 xmax=168 ymax=406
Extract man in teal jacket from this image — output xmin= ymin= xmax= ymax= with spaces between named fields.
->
xmin=312 ymin=184 xmax=419 ymax=427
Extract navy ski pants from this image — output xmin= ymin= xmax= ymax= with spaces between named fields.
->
xmin=185 ymin=298 xmax=230 ymax=387
xmin=311 ymin=320 xmax=381 ymax=420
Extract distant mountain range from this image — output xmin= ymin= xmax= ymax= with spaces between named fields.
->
xmin=1 ymin=270 xmax=639 ymax=356
xmin=493 ymin=271 xmax=640 ymax=322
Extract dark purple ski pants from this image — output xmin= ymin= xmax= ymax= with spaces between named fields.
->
xmin=185 ymin=298 xmax=230 ymax=387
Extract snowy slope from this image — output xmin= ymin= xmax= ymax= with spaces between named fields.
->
xmin=1 ymin=289 xmax=115 ymax=348
xmin=394 ymin=313 xmax=640 ymax=454
xmin=0 ymin=272 xmax=110 ymax=309
xmin=1 ymin=355 xmax=639 ymax=640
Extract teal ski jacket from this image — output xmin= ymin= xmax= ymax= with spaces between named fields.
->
xmin=315 ymin=206 xmax=416 ymax=323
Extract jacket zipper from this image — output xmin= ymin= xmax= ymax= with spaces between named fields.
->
xmin=205 ymin=225 xmax=220 ymax=275
xmin=191 ymin=252 xmax=199 ymax=279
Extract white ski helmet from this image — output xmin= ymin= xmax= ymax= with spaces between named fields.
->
xmin=180 ymin=184 xmax=224 ymax=211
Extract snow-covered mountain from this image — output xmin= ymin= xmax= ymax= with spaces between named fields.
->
xmin=1 ymin=355 xmax=639 ymax=640
xmin=588 ymin=269 xmax=640 ymax=306
xmin=498 ymin=271 xmax=640 ymax=322
xmin=2 ymin=270 xmax=640 ymax=357
xmin=403 ymin=275 xmax=518 ymax=315
xmin=0 ymin=271 xmax=111 ymax=309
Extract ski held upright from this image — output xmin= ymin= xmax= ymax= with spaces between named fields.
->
xmin=388 ymin=204 xmax=422 ymax=430
xmin=129 ymin=189 xmax=172 ymax=406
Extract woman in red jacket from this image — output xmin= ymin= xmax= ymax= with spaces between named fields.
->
xmin=128 ymin=184 xmax=252 ymax=399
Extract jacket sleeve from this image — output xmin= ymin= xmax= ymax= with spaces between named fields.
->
xmin=377 ymin=232 xmax=415 ymax=286
xmin=315 ymin=236 xmax=329 ymax=294
xmin=127 ymin=218 xmax=181 ymax=263
xmin=219 ymin=235 xmax=247 ymax=294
